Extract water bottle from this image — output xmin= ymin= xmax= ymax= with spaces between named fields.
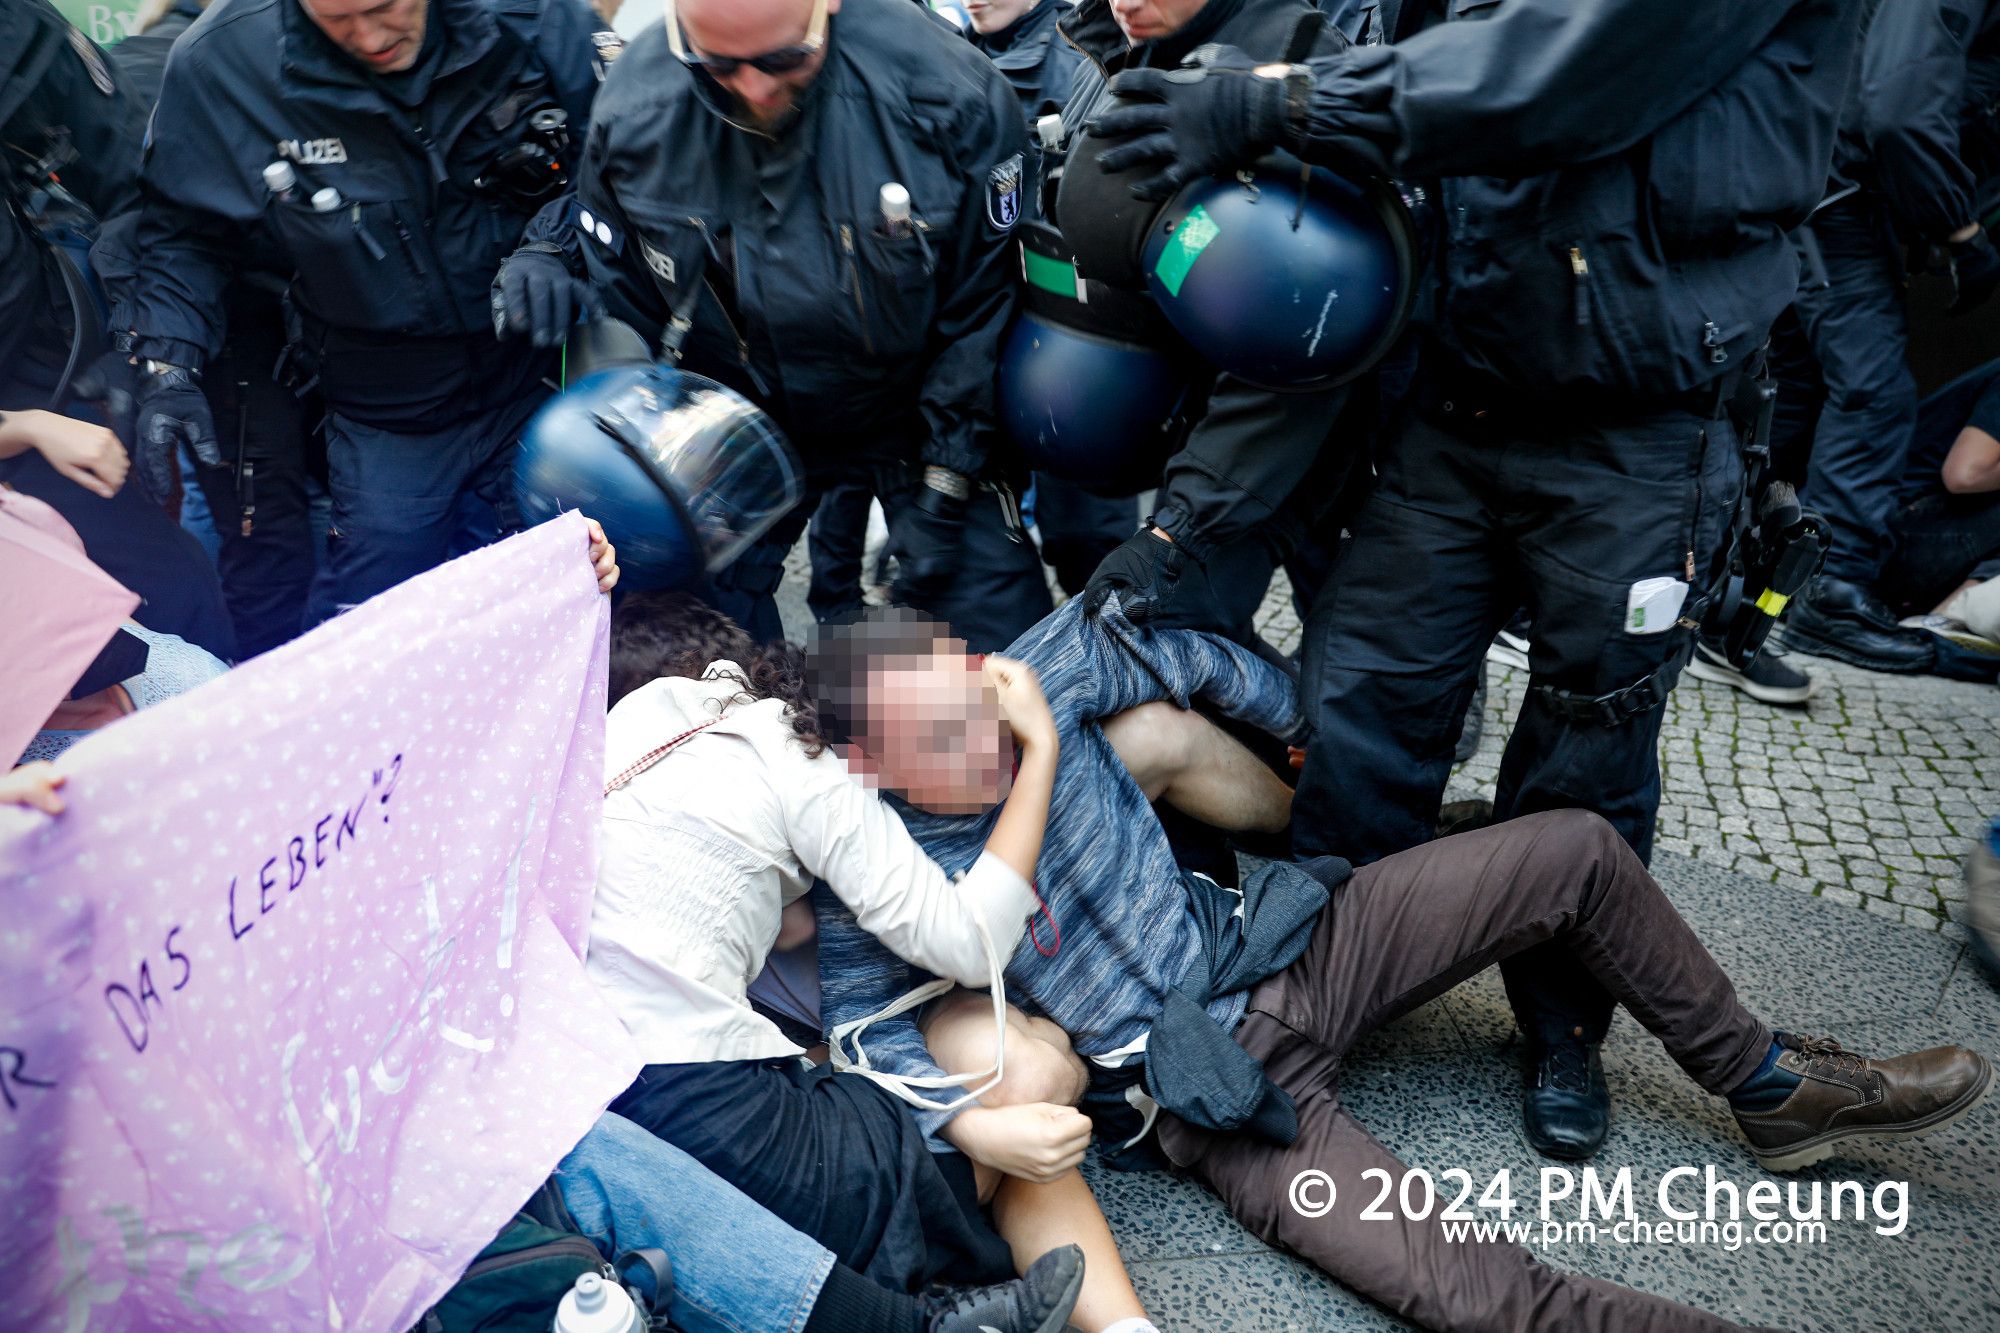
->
xmin=879 ymin=181 xmax=912 ymax=238
xmin=551 ymin=1271 xmax=643 ymax=1333
xmin=1036 ymin=113 xmax=1063 ymax=153
xmin=262 ymin=161 xmax=297 ymax=204
xmin=310 ymin=187 xmax=344 ymax=213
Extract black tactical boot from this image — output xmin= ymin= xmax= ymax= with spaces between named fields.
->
xmin=1780 ymin=576 xmax=1936 ymax=673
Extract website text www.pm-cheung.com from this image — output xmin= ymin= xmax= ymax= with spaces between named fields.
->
xmin=1285 ymin=1165 xmax=1911 ymax=1253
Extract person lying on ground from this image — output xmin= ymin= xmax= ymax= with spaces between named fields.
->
xmin=816 ymin=594 xmax=1994 ymax=1333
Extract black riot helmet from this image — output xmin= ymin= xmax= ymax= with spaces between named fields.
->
xmin=514 ymin=323 xmax=806 ymax=591
xmin=1057 ymin=114 xmax=1416 ymax=392
xmin=998 ymin=221 xmax=1201 ymax=496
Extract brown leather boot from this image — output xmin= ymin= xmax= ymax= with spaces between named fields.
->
xmin=1734 ymin=1035 xmax=1993 ymax=1172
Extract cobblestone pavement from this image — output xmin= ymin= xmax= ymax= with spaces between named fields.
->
xmin=1248 ymin=572 xmax=2000 ymax=934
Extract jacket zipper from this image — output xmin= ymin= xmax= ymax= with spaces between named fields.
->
xmin=1568 ymin=245 xmax=1590 ymax=328
xmin=393 ymin=219 xmax=429 ymax=277
xmin=841 ymin=224 xmax=877 ymax=357
xmin=1700 ymin=320 xmax=1729 ymax=365
xmin=683 ymin=214 xmax=768 ymax=394
xmin=458 ymin=1244 xmax=608 ymax=1283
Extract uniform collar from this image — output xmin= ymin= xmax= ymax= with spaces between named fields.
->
xmin=973 ymin=0 xmax=1058 ymax=57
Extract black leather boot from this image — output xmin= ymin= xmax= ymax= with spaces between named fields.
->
xmin=1780 ymin=576 xmax=1936 ymax=673
xmin=1522 ymin=1033 xmax=1611 ymax=1161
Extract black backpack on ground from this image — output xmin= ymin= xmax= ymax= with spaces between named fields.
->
xmin=412 ymin=1178 xmax=674 ymax=1332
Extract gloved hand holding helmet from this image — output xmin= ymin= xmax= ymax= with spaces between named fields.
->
xmin=1088 ymin=45 xmax=1298 ymax=201
xmin=514 ymin=319 xmax=805 ymax=592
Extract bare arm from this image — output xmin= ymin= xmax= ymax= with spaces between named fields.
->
xmin=1942 ymin=426 xmax=2000 ymax=495
xmin=979 ymin=656 xmax=1059 ymax=886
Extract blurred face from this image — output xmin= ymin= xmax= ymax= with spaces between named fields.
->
xmin=677 ymin=0 xmax=838 ymax=132
xmin=1110 ymin=0 xmax=1209 ymax=45
xmin=299 ymin=0 xmax=429 ymax=71
xmin=854 ymin=642 xmax=1014 ymax=815
xmin=965 ymin=0 xmax=1038 ymax=35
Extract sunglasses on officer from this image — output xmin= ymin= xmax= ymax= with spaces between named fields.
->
xmin=665 ymin=0 xmax=830 ymax=78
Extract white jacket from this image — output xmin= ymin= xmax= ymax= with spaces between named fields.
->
xmin=589 ymin=664 xmax=1034 ymax=1066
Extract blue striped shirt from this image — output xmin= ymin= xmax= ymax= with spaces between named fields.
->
xmin=815 ymin=597 xmax=1303 ymax=1148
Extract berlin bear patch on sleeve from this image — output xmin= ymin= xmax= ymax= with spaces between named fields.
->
xmin=987 ymin=153 xmax=1023 ymax=231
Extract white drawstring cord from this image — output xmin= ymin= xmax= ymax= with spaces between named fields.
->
xmin=828 ymin=908 xmax=1011 ymax=1114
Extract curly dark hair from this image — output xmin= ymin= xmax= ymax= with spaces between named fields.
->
xmin=608 ymin=590 xmax=828 ymax=757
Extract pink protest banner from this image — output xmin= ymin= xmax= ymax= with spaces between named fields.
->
xmin=0 ymin=513 xmax=642 ymax=1332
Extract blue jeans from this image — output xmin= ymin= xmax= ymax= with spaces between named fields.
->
xmin=552 ymin=1112 xmax=834 ymax=1333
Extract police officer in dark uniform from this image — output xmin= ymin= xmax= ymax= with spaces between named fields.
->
xmin=513 ymin=0 xmax=1052 ymax=651
xmin=110 ymin=0 xmax=612 ymax=617
xmin=103 ymin=0 xmax=324 ymax=658
xmin=1090 ymin=0 xmax=1862 ymax=1157
xmin=965 ymin=0 xmax=1084 ymax=125
xmin=0 ymin=0 xmax=236 ymax=663
xmin=961 ymin=0 xmax=1138 ymax=600
xmin=1056 ymin=0 xmax=1363 ymax=660
xmin=1777 ymin=0 xmax=2000 ymax=672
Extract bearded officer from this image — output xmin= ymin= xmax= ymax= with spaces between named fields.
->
xmin=502 ymin=0 xmax=1052 ymax=651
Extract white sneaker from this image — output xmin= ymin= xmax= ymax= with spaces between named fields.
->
xmin=1899 ymin=606 xmax=2000 ymax=656
xmin=1955 ymin=578 xmax=2000 ymax=643
xmin=1486 ymin=626 xmax=1531 ymax=671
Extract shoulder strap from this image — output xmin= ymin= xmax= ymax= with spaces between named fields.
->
xmin=604 ymin=717 xmax=722 ymax=795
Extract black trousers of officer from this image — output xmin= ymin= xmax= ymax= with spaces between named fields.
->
xmin=1790 ymin=196 xmax=1919 ymax=588
xmin=705 ymin=460 xmax=1055 ymax=653
xmin=1291 ymin=393 xmax=1742 ymax=1043
xmin=1031 ymin=473 xmax=1137 ymax=598
xmin=188 ymin=287 xmax=319 ymax=658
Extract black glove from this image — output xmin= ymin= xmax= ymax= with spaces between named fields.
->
xmin=132 ymin=362 xmax=222 ymax=506
xmin=493 ymin=246 xmax=603 ymax=348
xmin=891 ymin=478 xmax=969 ymax=610
xmin=1089 ymin=45 xmax=1289 ymax=202
xmin=1079 ymin=526 xmax=1229 ymax=633
xmin=1947 ymin=229 xmax=2000 ymax=316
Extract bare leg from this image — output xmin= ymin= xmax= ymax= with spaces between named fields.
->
xmin=1101 ymin=700 xmax=1292 ymax=833
xmin=922 ymin=991 xmax=1151 ymax=1332
xmin=993 ymin=1171 xmax=1149 ymax=1332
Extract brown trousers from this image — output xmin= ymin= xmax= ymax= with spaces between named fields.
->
xmin=1157 ymin=810 xmax=1776 ymax=1333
